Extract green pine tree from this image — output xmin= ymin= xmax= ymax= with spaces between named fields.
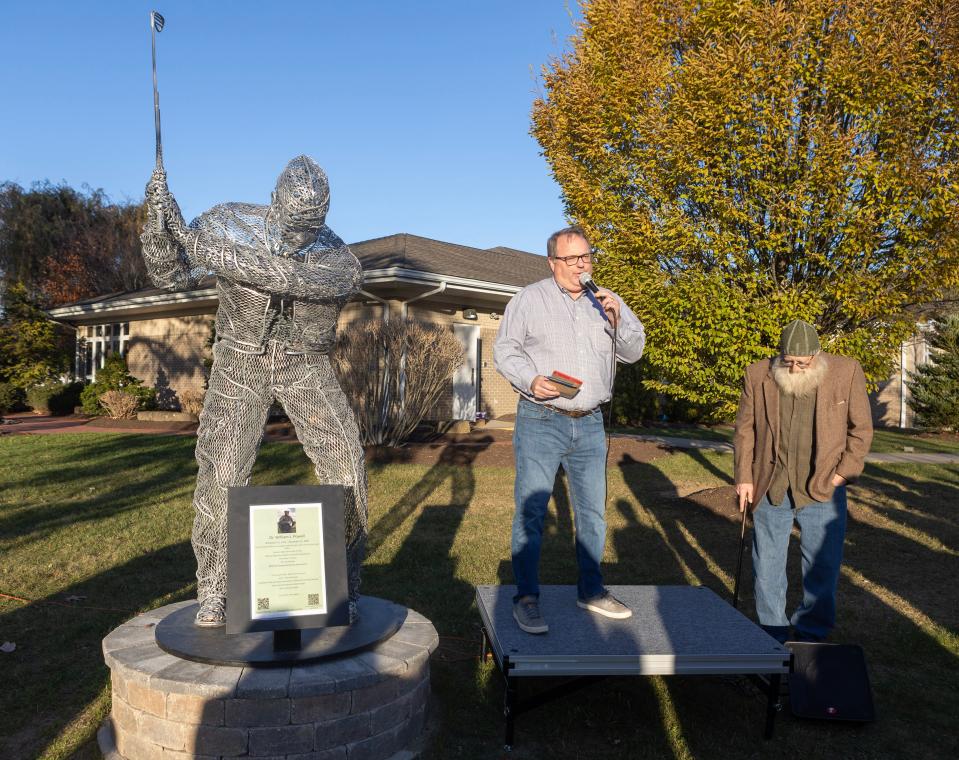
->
xmin=907 ymin=317 xmax=959 ymax=430
xmin=0 ymin=282 xmax=71 ymax=388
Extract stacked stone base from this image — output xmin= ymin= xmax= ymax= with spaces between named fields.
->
xmin=100 ymin=601 xmax=438 ymax=760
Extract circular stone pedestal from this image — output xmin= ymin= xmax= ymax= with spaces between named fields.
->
xmin=99 ymin=600 xmax=438 ymax=760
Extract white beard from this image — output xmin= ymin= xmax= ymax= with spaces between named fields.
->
xmin=771 ymin=355 xmax=827 ymax=397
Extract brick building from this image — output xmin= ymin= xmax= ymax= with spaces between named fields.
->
xmin=869 ymin=322 xmax=938 ymax=428
xmin=47 ymin=234 xmax=549 ymax=422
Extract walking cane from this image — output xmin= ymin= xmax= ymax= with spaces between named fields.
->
xmin=732 ymin=498 xmax=750 ymax=610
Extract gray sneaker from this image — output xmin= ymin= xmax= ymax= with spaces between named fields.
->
xmin=513 ymin=596 xmax=549 ymax=634
xmin=577 ymin=591 xmax=632 ymax=619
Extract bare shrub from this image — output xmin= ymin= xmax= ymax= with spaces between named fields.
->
xmin=99 ymin=389 xmax=140 ymax=420
xmin=334 ymin=319 xmax=464 ymax=446
xmin=179 ymin=389 xmax=205 ymax=417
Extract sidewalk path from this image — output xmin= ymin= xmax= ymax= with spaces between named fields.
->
xmin=610 ymin=432 xmax=959 ymax=464
xmin=611 ymin=433 xmax=734 ymax=453
xmin=1 ymin=413 xmax=98 ymax=435
xmin=5 ymin=414 xmax=959 ymax=464
xmin=0 ymin=413 xmax=194 ymax=437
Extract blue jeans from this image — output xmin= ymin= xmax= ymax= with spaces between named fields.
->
xmin=751 ymin=486 xmax=848 ymax=642
xmin=511 ymin=398 xmax=607 ymax=602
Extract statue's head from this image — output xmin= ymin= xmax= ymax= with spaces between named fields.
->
xmin=268 ymin=155 xmax=330 ymax=250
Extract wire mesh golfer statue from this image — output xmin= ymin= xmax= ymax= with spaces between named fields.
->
xmin=140 ymin=156 xmax=368 ymax=627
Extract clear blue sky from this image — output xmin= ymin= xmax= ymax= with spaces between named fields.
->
xmin=0 ymin=1 xmax=582 ymax=254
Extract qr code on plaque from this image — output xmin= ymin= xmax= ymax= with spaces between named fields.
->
xmin=308 ymin=594 xmax=320 ymax=606
xmin=257 ymin=597 xmax=270 ymax=611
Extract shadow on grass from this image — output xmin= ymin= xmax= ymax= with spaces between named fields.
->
xmin=859 ymin=464 xmax=959 ymax=535
xmin=493 ymin=468 xmax=575 ymax=589
xmin=607 ymin=453 xmax=959 ymax=755
xmin=614 ymin=449 xmax=959 ymax=640
xmin=0 ymin=435 xmax=198 ymax=549
xmin=0 ymin=541 xmax=195 ymax=760
xmin=1 ymin=433 xmax=344 ymax=551
xmin=612 ymin=453 xmax=738 ymax=595
xmin=363 ymin=438 xmax=495 ymax=635
xmin=366 ymin=437 xmax=494 ymax=557
xmin=684 ymin=446 xmax=736 ymax=485
xmin=841 ymin=465 xmax=959 ymax=638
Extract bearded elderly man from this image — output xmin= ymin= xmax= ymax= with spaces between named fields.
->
xmin=494 ymin=226 xmax=645 ymax=634
xmin=734 ymin=320 xmax=873 ymax=644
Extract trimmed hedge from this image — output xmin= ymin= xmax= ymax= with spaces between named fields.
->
xmin=0 ymin=382 xmax=26 ymax=415
xmin=25 ymin=381 xmax=84 ymax=416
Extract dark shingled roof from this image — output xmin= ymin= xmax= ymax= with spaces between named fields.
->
xmin=350 ymin=233 xmax=546 ymax=288
xmin=50 ymin=233 xmax=546 ymax=310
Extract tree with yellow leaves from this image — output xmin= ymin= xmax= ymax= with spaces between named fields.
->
xmin=533 ymin=0 xmax=959 ymax=419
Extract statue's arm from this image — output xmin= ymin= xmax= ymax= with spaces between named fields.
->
xmin=139 ymin=170 xmax=206 ymax=291
xmin=198 ymin=235 xmax=363 ymax=301
xmin=146 ymin=172 xmax=361 ymax=300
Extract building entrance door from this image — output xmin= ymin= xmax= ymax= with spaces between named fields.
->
xmin=452 ymin=323 xmax=480 ymax=420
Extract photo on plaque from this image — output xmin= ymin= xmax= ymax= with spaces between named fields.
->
xmin=277 ymin=508 xmax=297 ymax=534
xmin=250 ymin=502 xmax=326 ymax=620
xmin=227 ymin=485 xmax=350 ymax=634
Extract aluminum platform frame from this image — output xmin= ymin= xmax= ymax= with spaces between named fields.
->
xmin=476 ymin=585 xmax=792 ymax=749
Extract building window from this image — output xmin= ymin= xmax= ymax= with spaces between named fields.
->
xmin=77 ymin=322 xmax=131 ymax=381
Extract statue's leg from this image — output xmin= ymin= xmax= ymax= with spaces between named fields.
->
xmin=192 ymin=343 xmax=271 ymax=624
xmin=277 ymin=352 xmax=368 ymax=618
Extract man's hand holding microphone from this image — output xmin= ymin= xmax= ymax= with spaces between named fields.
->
xmin=580 ymin=273 xmax=621 ymax=327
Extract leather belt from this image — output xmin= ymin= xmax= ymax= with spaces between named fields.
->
xmin=542 ymin=404 xmax=597 ymax=418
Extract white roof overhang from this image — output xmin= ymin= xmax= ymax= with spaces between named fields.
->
xmin=47 ymin=269 xmax=525 ymax=323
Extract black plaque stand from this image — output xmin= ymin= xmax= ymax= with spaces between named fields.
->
xmin=274 ymin=628 xmax=302 ymax=652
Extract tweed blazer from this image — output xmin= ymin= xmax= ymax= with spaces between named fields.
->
xmin=733 ymin=353 xmax=874 ymax=504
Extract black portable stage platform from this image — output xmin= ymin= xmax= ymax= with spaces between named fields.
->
xmin=476 ymin=584 xmax=792 ymax=748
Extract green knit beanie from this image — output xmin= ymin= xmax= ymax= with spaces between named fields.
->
xmin=779 ymin=320 xmax=820 ymax=356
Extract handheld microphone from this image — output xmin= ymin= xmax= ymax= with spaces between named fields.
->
xmin=579 ymin=272 xmax=610 ymax=323
xmin=579 ymin=272 xmax=600 ymax=294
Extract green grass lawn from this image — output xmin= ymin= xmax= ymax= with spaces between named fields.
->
xmin=869 ymin=427 xmax=959 ymax=454
xmin=1 ymin=433 xmax=958 ymax=759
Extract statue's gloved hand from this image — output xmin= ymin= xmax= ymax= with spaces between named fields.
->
xmin=144 ymin=200 xmax=165 ymax=235
xmin=143 ymin=169 xmax=190 ymax=242
xmin=147 ymin=166 xmax=167 ymax=189
xmin=161 ymin=193 xmax=189 ymax=241
xmin=140 ymin=226 xmax=182 ymax=274
xmin=144 ymin=168 xmax=170 ymax=233
xmin=145 ymin=168 xmax=169 ymax=203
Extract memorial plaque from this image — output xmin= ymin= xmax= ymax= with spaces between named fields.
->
xmin=250 ymin=503 xmax=326 ymax=619
xmin=227 ymin=485 xmax=350 ymax=634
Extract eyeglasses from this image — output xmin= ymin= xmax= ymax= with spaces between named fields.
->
xmin=781 ymin=353 xmax=818 ymax=369
xmin=552 ymin=253 xmax=593 ymax=266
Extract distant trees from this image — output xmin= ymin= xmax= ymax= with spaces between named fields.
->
xmin=0 ymin=181 xmax=149 ymax=401
xmin=0 ymin=181 xmax=148 ymax=310
xmin=532 ymin=0 xmax=959 ymax=419
xmin=908 ymin=317 xmax=959 ymax=430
